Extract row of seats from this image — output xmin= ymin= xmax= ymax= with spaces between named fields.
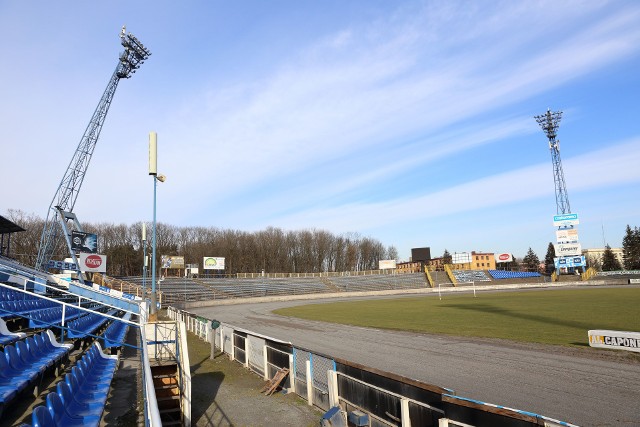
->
xmin=452 ymin=270 xmax=491 ymax=283
xmin=28 ymin=306 xmax=82 ymax=329
xmin=488 ymin=270 xmax=541 ymax=279
xmin=0 ymin=330 xmax=72 ymax=418
xmin=66 ymin=311 xmax=115 ymax=339
xmin=102 ymin=313 xmax=131 ymax=349
xmin=31 ymin=343 xmax=119 ymax=427
xmin=1 ymin=299 xmax=58 ymax=318
xmin=0 ymin=287 xmax=39 ymax=301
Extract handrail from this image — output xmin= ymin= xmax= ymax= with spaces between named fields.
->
xmin=444 ymin=264 xmax=457 ymax=286
xmin=140 ymin=326 xmax=163 ymax=427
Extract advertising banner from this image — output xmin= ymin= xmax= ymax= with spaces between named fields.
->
xmin=78 ymin=253 xmax=107 ymax=272
xmin=71 ymin=231 xmax=98 ymax=253
xmin=47 ymin=260 xmax=78 ymax=271
xmin=452 ymin=252 xmax=471 ymax=264
xmin=554 ymin=256 xmax=585 ymax=268
xmin=203 ymin=257 xmax=225 ymax=270
xmin=379 ymin=259 xmax=397 ymax=270
xmin=588 ymin=330 xmax=640 ymax=353
xmin=161 ymin=255 xmax=185 ymax=269
xmin=554 ymin=243 xmax=582 ymax=257
xmin=494 ymin=253 xmax=513 ymax=263
xmin=553 ymin=213 xmax=579 ymax=227
xmin=556 ymin=228 xmax=579 ymax=243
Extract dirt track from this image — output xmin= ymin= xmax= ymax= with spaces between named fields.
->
xmin=191 ymin=292 xmax=640 ymax=427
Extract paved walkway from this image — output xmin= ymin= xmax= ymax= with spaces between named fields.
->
xmin=187 ymin=332 xmax=322 ymax=427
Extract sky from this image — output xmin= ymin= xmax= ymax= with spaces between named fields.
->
xmin=1 ymin=1 xmax=639 ymax=262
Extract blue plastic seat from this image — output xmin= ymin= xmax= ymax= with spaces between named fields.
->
xmin=65 ymin=370 xmax=108 ymax=404
xmin=46 ymin=391 xmax=101 ymax=427
xmin=4 ymin=345 xmax=42 ymax=381
xmin=56 ymin=381 xmax=104 ymax=419
xmin=32 ymin=405 xmax=56 ymax=427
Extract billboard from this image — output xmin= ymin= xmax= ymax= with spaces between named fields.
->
xmin=411 ymin=247 xmax=431 ymax=262
xmin=494 ymin=253 xmax=513 ymax=263
xmin=452 ymin=252 xmax=471 ymax=264
xmin=554 ymin=255 xmax=585 ymax=268
xmin=553 ymin=213 xmax=579 ymax=227
xmin=78 ymin=253 xmax=107 ymax=272
xmin=161 ymin=255 xmax=185 ymax=269
xmin=554 ymin=243 xmax=582 ymax=257
xmin=203 ymin=257 xmax=225 ymax=270
xmin=379 ymin=259 xmax=397 ymax=270
xmin=556 ymin=228 xmax=578 ymax=243
xmin=71 ymin=231 xmax=98 ymax=253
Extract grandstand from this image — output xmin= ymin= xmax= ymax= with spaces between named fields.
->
xmin=0 ymin=255 xmax=186 ymax=426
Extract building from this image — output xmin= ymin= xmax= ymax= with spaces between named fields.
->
xmin=396 ymin=261 xmax=423 ymax=274
xmin=582 ymin=247 xmax=624 ymax=268
xmin=471 ymin=251 xmax=496 ymax=270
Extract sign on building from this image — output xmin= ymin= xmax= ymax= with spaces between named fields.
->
xmin=379 ymin=259 xmax=397 ymax=270
xmin=78 ymin=253 xmax=107 ymax=272
xmin=161 ymin=255 xmax=185 ymax=269
xmin=203 ymin=257 xmax=225 ymax=270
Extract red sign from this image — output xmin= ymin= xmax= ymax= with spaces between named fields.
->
xmin=84 ymin=255 xmax=103 ymax=268
xmin=79 ymin=253 xmax=107 ymax=272
xmin=495 ymin=253 xmax=513 ymax=263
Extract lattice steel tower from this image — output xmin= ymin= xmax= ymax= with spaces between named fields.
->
xmin=535 ymin=109 xmax=571 ymax=215
xmin=35 ymin=26 xmax=151 ymax=271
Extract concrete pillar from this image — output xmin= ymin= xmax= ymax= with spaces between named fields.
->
xmin=306 ymin=360 xmax=313 ymax=405
xmin=327 ymin=370 xmax=339 ymax=407
xmin=401 ymin=398 xmax=411 ymax=427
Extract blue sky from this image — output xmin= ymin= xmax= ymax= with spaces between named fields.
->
xmin=1 ymin=1 xmax=639 ymax=261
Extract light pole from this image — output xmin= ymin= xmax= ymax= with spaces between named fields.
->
xmin=149 ymin=131 xmax=166 ymax=321
xmin=142 ymin=222 xmax=147 ymax=305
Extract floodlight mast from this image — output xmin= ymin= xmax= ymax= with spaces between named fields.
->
xmin=535 ymin=109 xmax=571 ymax=215
xmin=35 ymin=26 xmax=151 ymax=271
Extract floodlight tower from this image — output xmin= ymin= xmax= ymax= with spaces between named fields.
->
xmin=535 ymin=109 xmax=571 ymax=215
xmin=35 ymin=26 xmax=151 ymax=271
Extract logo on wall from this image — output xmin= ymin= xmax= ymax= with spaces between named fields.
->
xmin=71 ymin=231 xmax=98 ymax=253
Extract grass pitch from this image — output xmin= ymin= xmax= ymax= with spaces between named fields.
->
xmin=273 ymin=287 xmax=640 ymax=347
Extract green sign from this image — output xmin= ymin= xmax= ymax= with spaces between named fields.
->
xmin=211 ymin=320 xmax=221 ymax=329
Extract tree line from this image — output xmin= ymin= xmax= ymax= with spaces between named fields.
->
xmin=4 ymin=209 xmax=398 ymax=277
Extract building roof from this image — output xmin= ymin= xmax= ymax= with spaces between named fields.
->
xmin=0 ymin=215 xmax=26 ymax=234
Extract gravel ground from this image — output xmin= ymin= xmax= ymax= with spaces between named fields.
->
xmin=191 ymin=292 xmax=640 ymax=427
xmin=187 ymin=330 xmax=322 ymax=427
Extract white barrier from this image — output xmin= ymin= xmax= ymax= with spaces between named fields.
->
xmin=588 ymin=330 xmax=640 ymax=353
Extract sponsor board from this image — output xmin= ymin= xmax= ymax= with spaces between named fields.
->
xmin=203 ymin=256 xmax=225 ymax=270
xmin=379 ymin=259 xmax=397 ymax=270
xmin=554 ymin=256 xmax=585 ymax=268
xmin=47 ymin=260 xmax=78 ymax=271
xmin=494 ymin=253 xmax=513 ymax=263
xmin=452 ymin=252 xmax=471 ymax=264
xmin=554 ymin=243 xmax=582 ymax=256
xmin=556 ymin=228 xmax=579 ymax=243
xmin=79 ymin=253 xmax=107 ymax=272
xmin=588 ymin=330 xmax=640 ymax=353
xmin=71 ymin=231 xmax=98 ymax=253
xmin=553 ymin=213 xmax=579 ymax=227
xmin=161 ymin=255 xmax=185 ymax=269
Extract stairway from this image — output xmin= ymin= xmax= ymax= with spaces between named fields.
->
xmin=151 ymin=363 xmax=182 ymax=426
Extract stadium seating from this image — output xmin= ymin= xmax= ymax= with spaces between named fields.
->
xmin=452 ymin=270 xmax=491 ymax=283
xmin=102 ymin=312 xmax=131 ymax=349
xmin=488 ymin=270 xmax=541 ymax=280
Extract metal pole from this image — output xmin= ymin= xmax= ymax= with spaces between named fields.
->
xmin=142 ymin=223 xmax=147 ymax=305
xmin=150 ymin=177 xmax=157 ymax=319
